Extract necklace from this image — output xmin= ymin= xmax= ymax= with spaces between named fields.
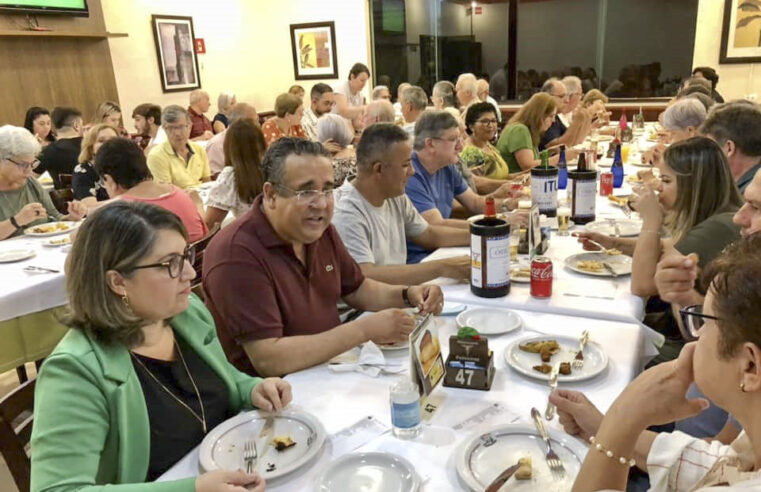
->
xmin=131 ymin=338 xmax=207 ymax=433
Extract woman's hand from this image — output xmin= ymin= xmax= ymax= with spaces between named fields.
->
xmin=549 ymin=389 xmax=603 ymax=442
xmin=251 ymin=377 xmax=292 ymax=412
xmin=629 ymin=185 xmax=662 ymax=224
xmin=66 ymin=200 xmax=87 ymax=221
xmin=608 ymin=343 xmax=709 ymax=429
xmin=14 ymin=202 xmax=47 ymax=226
xmin=408 ymin=285 xmax=444 ymax=315
xmin=195 ymin=469 xmax=264 ymax=492
xmin=573 ymin=231 xmax=615 ymax=251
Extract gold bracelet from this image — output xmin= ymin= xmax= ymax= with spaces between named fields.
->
xmin=589 ymin=436 xmax=636 ymax=467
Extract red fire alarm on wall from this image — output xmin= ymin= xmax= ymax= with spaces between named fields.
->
xmin=195 ymin=38 xmax=206 ymax=54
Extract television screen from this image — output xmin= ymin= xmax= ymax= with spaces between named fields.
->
xmin=381 ymin=0 xmax=405 ymax=34
xmin=0 ymin=0 xmax=89 ymax=16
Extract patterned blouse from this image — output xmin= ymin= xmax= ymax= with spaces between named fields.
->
xmin=261 ymin=118 xmax=308 ymax=147
xmin=206 ymin=166 xmax=252 ymax=218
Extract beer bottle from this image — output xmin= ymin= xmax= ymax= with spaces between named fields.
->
xmin=568 ymin=151 xmax=596 ymax=225
xmin=470 ymin=197 xmax=511 ymax=298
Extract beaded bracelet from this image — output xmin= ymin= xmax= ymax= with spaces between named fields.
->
xmin=589 ymin=436 xmax=637 ymax=467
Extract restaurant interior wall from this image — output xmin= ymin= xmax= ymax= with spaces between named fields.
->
xmin=102 ymin=0 xmax=371 ymax=133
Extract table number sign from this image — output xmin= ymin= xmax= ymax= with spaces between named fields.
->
xmin=443 ymin=332 xmax=495 ymax=391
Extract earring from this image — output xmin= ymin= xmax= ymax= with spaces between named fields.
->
xmin=121 ymin=292 xmax=131 ymax=311
xmin=740 ymin=382 xmax=746 ymax=393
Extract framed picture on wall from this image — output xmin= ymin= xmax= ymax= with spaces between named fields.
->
xmin=289 ymin=21 xmax=339 ymax=80
xmin=720 ymin=0 xmax=761 ymax=63
xmin=151 ymin=15 xmax=202 ymax=92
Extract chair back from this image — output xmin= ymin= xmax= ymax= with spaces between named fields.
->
xmin=190 ymin=222 xmax=221 ymax=291
xmin=49 ymin=188 xmax=74 ymax=215
xmin=0 ymin=378 xmax=35 ymax=492
xmin=57 ymin=173 xmax=73 ymax=188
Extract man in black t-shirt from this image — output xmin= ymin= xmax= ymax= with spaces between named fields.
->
xmin=34 ymin=107 xmax=84 ymax=189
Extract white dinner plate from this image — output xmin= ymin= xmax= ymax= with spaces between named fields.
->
xmin=510 ymin=266 xmax=531 ymax=283
xmin=199 ymin=409 xmax=326 ymax=481
xmin=379 ymin=339 xmax=410 ymax=351
xmin=564 ymin=252 xmax=632 ymax=277
xmin=584 ymin=218 xmax=642 ymax=237
xmin=314 ymin=452 xmax=420 ymax=492
xmin=0 ymin=249 xmax=36 ymax=263
xmin=456 ymin=423 xmax=587 ymax=491
xmin=440 ymin=302 xmax=466 ymax=316
xmin=503 ymin=334 xmax=608 ymax=382
xmin=456 ymin=307 xmax=522 ymax=336
xmin=42 ymin=236 xmax=72 ymax=247
xmin=23 ymin=221 xmax=79 ymax=237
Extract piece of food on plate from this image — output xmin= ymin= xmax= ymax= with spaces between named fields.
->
xmin=576 ymin=260 xmax=605 ymax=273
xmin=519 ymin=340 xmax=559 ymax=354
xmin=605 ymin=248 xmax=622 ymax=256
xmin=49 ymin=237 xmax=71 ymax=245
xmin=271 ymin=436 xmax=296 ymax=451
xmin=540 ymin=346 xmax=557 ymax=363
xmin=532 ymin=363 xmax=553 ymax=374
xmin=607 ymin=195 xmax=630 ymax=206
xmin=559 ymin=362 xmax=572 ymax=375
xmin=515 ymin=457 xmax=532 ymax=480
xmin=511 ymin=267 xmax=531 ymax=279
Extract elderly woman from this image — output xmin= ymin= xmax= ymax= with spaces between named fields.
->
xmin=462 ymin=102 xmax=511 ymax=179
xmin=31 ymin=200 xmax=291 ymax=491
xmin=0 ymin=125 xmax=85 ymax=240
xmin=372 ymin=85 xmax=391 ymax=101
xmin=23 ymin=106 xmax=55 ymax=147
xmin=261 ymin=93 xmax=307 ymax=147
xmin=73 ymin=123 xmax=118 ymax=207
xmin=97 ymin=138 xmax=209 ymax=242
xmin=205 ymin=119 xmax=266 ymax=227
xmin=317 ymin=113 xmax=357 ymax=186
xmin=642 ymin=98 xmax=707 ymax=168
xmin=212 ymin=91 xmax=236 ymax=134
xmin=431 ymin=80 xmax=457 ymax=110
xmin=553 ymin=235 xmax=761 ymax=491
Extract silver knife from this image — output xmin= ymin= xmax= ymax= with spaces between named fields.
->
xmin=602 ymin=261 xmax=619 ymax=278
xmin=255 ymin=415 xmax=275 ymax=470
xmin=545 ymin=364 xmax=559 ymax=420
xmin=485 ymin=463 xmax=521 ymax=492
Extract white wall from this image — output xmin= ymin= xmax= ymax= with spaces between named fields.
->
xmin=102 ymin=0 xmax=370 ymax=132
xmin=693 ymin=0 xmax=761 ymax=100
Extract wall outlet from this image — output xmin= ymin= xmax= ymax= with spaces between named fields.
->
xmin=746 ymin=93 xmax=758 ymax=101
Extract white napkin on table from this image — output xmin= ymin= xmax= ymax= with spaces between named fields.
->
xmin=328 ymin=341 xmax=405 ymax=377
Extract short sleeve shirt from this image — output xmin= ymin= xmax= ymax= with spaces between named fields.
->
xmin=0 ymin=178 xmax=62 ymax=237
xmin=301 ymin=107 xmax=320 ymax=141
xmin=147 ymin=141 xmax=211 ymax=190
xmin=188 ymin=107 xmax=213 ymax=139
xmin=333 ymin=179 xmax=428 ymax=265
xmin=36 ymin=137 xmax=83 ymax=189
xmin=674 ymin=211 xmax=740 ymax=271
xmin=260 ymin=119 xmax=308 ymax=147
xmin=539 ymin=115 xmax=567 ymax=150
xmin=206 ymin=166 xmax=252 ymax=218
xmin=122 ymin=186 xmax=208 ymax=242
xmin=333 ymin=80 xmax=363 ymax=108
xmin=202 ymin=195 xmax=365 ymax=375
xmin=496 ymin=123 xmax=538 ymax=174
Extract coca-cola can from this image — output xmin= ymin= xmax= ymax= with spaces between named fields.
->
xmin=531 ymin=256 xmax=553 ymax=298
xmin=600 ymin=172 xmax=614 ymax=196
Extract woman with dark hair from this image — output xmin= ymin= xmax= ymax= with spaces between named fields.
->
xmin=461 ymin=102 xmax=511 ymax=179
xmin=32 ymin=201 xmax=291 ymax=491
xmin=23 ymin=106 xmax=55 ymax=147
xmin=95 ymin=137 xmax=209 ymax=241
xmin=205 ymin=119 xmax=266 ymax=227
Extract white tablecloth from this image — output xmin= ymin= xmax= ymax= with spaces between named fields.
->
xmin=159 ymin=309 xmax=646 ymax=490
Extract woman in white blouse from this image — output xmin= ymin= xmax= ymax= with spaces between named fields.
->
xmin=554 ymin=235 xmax=761 ymax=491
xmin=204 ymin=119 xmax=266 ymax=227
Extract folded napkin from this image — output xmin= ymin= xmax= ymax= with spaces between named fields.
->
xmin=328 ymin=341 xmax=406 ymax=377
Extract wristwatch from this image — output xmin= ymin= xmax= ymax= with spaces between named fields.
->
xmin=402 ymin=287 xmax=413 ymax=307
xmin=9 ymin=216 xmax=21 ymax=230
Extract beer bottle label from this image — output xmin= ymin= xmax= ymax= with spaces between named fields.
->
xmin=471 ymin=234 xmax=510 ymax=288
xmin=570 ymin=178 xmax=596 ymax=219
xmin=530 ymin=175 xmax=558 ymax=215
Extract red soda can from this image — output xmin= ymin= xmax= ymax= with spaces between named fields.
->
xmin=530 ymin=256 xmax=553 ymax=298
xmin=600 ymin=172 xmax=614 ymax=196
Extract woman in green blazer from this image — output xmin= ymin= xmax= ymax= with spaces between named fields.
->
xmin=31 ymin=200 xmax=291 ymax=492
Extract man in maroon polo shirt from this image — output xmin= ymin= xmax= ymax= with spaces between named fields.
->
xmin=202 ymin=137 xmax=444 ymax=377
xmin=187 ymin=89 xmax=213 ymax=141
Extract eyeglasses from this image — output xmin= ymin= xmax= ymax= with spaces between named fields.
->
xmin=476 ymin=119 xmax=498 ymax=126
xmin=8 ymin=158 xmax=40 ymax=171
xmin=164 ymin=123 xmax=191 ymax=134
xmin=679 ymin=304 xmax=721 ymax=341
xmin=129 ymin=246 xmax=196 ymax=279
xmin=275 ymin=184 xmax=334 ymax=205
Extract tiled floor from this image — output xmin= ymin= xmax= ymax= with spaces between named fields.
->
xmin=0 ymin=363 xmax=36 ymax=492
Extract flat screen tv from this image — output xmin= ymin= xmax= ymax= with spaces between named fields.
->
xmin=0 ymin=0 xmax=89 ymax=16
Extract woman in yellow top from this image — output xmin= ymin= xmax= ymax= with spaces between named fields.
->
xmin=462 ymin=102 xmax=511 ymax=179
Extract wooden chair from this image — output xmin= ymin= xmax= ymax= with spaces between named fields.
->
xmin=49 ymin=188 xmax=74 ymax=215
xmin=57 ymin=173 xmax=73 ymax=189
xmin=190 ymin=222 xmax=221 ymax=299
xmin=0 ymin=378 xmax=35 ymax=492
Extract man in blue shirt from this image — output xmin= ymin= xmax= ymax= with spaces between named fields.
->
xmin=405 ymin=110 xmax=524 ymax=263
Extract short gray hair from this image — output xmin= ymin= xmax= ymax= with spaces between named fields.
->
xmin=456 ymin=73 xmax=477 ymax=96
xmin=562 ymin=76 xmax=582 ymax=95
xmin=541 ymin=78 xmax=563 ymax=95
xmin=663 ymin=99 xmax=707 ymax=131
xmin=228 ymin=103 xmax=258 ymax=125
xmin=0 ymin=125 xmax=41 ymax=160
xmin=161 ymin=105 xmax=188 ymax=126
xmin=189 ymin=89 xmax=209 ymax=105
xmin=217 ymin=91 xmax=236 ymax=114
xmin=365 ymin=100 xmax=395 ymax=123
xmin=261 ymin=137 xmax=330 ymax=186
xmin=413 ymin=110 xmax=459 ymax=151
xmin=372 ymin=85 xmax=389 ymax=100
xmin=402 ymin=86 xmax=428 ymax=111
xmin=316 ymin=113 xmax=354 ymax=148
xmin=432 ymin=81 xmax=456 ymax=108
xmin=356 ymin=123 xmax=410 ymax=172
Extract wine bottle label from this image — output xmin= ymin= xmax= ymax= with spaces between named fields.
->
xmin=531 ymin=175 xmax=558 ymax=215
xmin=570 ymin=178 xmax=596 ymax=219
xmin=471 ymin=234 xmax=510 ymax=288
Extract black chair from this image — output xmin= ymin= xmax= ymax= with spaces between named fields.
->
xmin=0 ymin=378 xmax=35 ymax=492
xmin=49 ymin=188 xmax=74 ymax=215
xmin=190 ymin=222 xmax=221 ymax=299
xmin=57 ymin=173 xmax=73 ymax=189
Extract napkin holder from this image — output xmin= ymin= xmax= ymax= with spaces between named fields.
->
xmin=443 ymin=335 xmax=495 ymax=391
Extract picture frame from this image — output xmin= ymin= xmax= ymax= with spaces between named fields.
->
xmin=720 ymin=0 xmax=761 ymax=64
xmin=151 ymin=15 xmax=202 ymax=93
xmin=289 ymin=21 xmax=339 ymax=80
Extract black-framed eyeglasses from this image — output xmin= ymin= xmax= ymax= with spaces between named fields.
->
xmin=275 ymin=184 xmax=334 ymax=205
xmin=679 ymin=304 xmax=721 ymax=341
xmin=129 ymin=246 xmax=196 ymax=279
xmin=476 ymin=119 xmax=498 ymax=126
xmin=8 ymin=158 xmax=40 ymax=171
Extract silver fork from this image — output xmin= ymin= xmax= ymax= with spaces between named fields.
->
xmin=243 ymin=440 xmax=257 ymax=474
xmin=531 ymin=407 xmax=565 ymax=474
xmin=573 ymin=330 xmax=590 ymax=369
